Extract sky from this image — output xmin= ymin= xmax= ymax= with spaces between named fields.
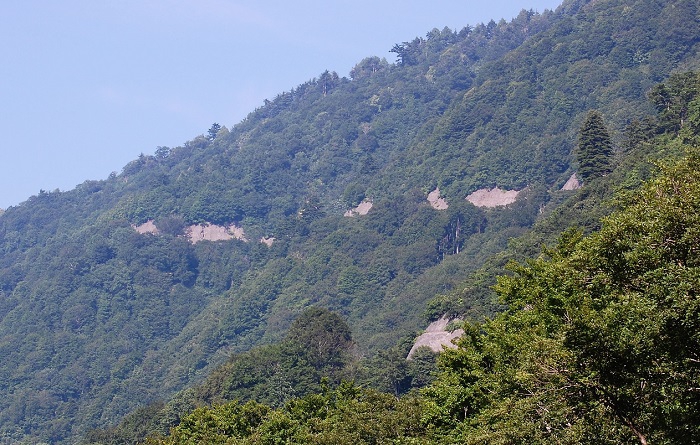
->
xmin=0 ymin=0 xmax=562 ymax=209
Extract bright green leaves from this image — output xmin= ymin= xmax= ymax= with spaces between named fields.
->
xmin=423 ymin=152 xmax=700 ymax=444
xmin=160 ymin=401 xmax=270 ymax=445
xmin=153 ymin=383 xmax=429 ymax=445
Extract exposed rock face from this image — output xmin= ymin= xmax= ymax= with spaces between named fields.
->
xmin=133 ymin=220 xmax=159 ymax=235
xmin=466 ymin=187 xmax=520 ymax=207
xmin=407 ymin=316 xmax=464 ymax=359
xmin=133 ymin=220 xmax=251 ymax=244
xmin=562 ymin=173 xmax=582 ymax=190
xmin=427 ymin=188 xmax=449 ymax=210
xmin=344 ymin=200 xmax=373 ymax=217
xmin=187 ymin=224 xmax=248 ymax=243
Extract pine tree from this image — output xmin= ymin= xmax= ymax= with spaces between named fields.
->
xmin=576 ymin=110 xmax=613 ymax=180
xmin=207 ymin=122 xmax=222 ymax=141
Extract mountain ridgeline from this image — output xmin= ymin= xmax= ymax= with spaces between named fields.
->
xmin=0 ymin=0 xmax=699 ymax=443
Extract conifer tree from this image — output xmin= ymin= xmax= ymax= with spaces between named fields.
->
xmin=207 ymin=122 xmax=222 ymax=141
xmin=576 ymin=110 xmax=613 ymax=180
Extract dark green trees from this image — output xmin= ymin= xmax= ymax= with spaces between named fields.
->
xmin=196 ymin=308 xmax=354 ymax=409
xmin=207 ymin=123 xmax=222 ymax=140
xmin=649 ymin=71 xmax=700 ymax=141
xmin=576 ymin=110 xmax=613 ymax=181
xmin=649 ymin=72 xmax=700 ymax=132
xmin=284 ymin=307 xmax=353 ymax=373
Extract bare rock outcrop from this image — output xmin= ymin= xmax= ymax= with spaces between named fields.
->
xmin=407 ymin=316 xmax=464 ymax=359
xmin=427 ymin=188 xmax=449 ymax=210
xmin=562 ymin=173 xmax=582 ymax=190
xmin=344 ymin=200 xmax=373 ymax=217
xmin=133 ymin=220 xmax=159 ymax=235
xmin=187 ymin=223 xmax=248 ymax=243
xmin=466 ymin=187 xmax=520 ymax=207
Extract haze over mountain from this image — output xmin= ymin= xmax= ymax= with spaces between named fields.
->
xmin=0 ymin=0 xmax=698 ymax=443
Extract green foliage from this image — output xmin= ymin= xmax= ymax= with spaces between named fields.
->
xmin=207 ymin=123 xmax=223 ymax=141
xmin=576 ymin=110 xmax=613 ymax=180
xmin=649 ymin=71 xmax=700 ymax=135
xmin=648 ymin=71 xmax=700 ymax=147
xmin=151 ymin=382 xmax=429 ymax=445
xmin=92 ymin=70 xmax=700 ymax=445
xmin=284 ymin=308 xmax=353 ymax=372
xmin=190 ymin=308 xmax=354 ymax=408
xmin=157 ymin=400 xmax=270 ymax=445
xmin=1 ymin=1 xmax=700 ymax=442
xmin=423 ymin=152 xmax=700 ymax=444
xmin=83 ymin=402 xmax=165 ymax=445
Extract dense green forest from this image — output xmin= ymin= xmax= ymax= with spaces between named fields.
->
xmin=0 ymin=0 xmax=699 ymax=442
xmin=92 ymin=71 xmax=700 ymax=444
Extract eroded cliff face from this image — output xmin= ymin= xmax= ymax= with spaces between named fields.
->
xmin=466 ymin=187 xmax=521 ymax=207
xmin=407 ymin=316 xmax=464 ymax=359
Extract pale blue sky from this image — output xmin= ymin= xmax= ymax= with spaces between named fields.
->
xmin=0 ymin=0 xmax=561 ymax=209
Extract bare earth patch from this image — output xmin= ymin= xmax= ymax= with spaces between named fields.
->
xmin=466 ymin=187 xmax=520 ymax=207
xmin=427 ymin=188 xmax=449 ymax=210
xmin=562 ymin=173 xmax=582 ymax=190
xmin=407 ymin=316 xmax=464 ymax=359
xmin=133 ymin=220 xmax=259 ymax=244
xmin=133 ymin=220 xmax=159 ymax=235
xmin=261 ymin=236 xmax=275 ymax=247
xmin=344 ymin=200 xmax=373 ymax=217
xmin=187 ymin=224 xmax=248 ymax=243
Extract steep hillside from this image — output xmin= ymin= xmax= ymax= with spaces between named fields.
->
xmin=140 ymin=143 xmax=700 ymax=445
xmin=94 ymin=69 xmax=700 ymax=445
xmin=0 ymin=0 xmax=698 ymax=442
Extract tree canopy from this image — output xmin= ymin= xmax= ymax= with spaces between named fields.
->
xmin=2 ymin=0 xmax=700 ymax=442
xmin=576 ymin=110 xmax=613 ymax=180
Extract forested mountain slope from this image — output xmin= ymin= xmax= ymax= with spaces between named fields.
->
xmin=98 ymin=69 xmax=700 ymax=445
xmin=139 ymin=140 xmax=700 ymax=444
xmin=0 ymin=0 xmax=698 ymax=442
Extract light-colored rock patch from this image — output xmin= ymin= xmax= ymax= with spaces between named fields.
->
xmin=344 ymin=200 xmax=373 ymax=217
xmin=562 ymin=173 xmax=582 ymax=190
xmin=187 ymin=223 xmax=248 ymax=243
xmin=133 ymin=220 xmax=159 ymax=235
xmin=466 ymin=187 xmax=520 ymax=207
xmin=427 ymin=188 xmax=449 ymax=210
xmin=261 ymin=236 xmax=275 ymax=247
xmin=407 ymin=316 xmax=464 ymax=359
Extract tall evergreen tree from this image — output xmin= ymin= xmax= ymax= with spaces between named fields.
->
xmin=577 ymin=110 xmax=613 ymax=181
xmin=207 ymin=122 xmax=222 ymax=141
